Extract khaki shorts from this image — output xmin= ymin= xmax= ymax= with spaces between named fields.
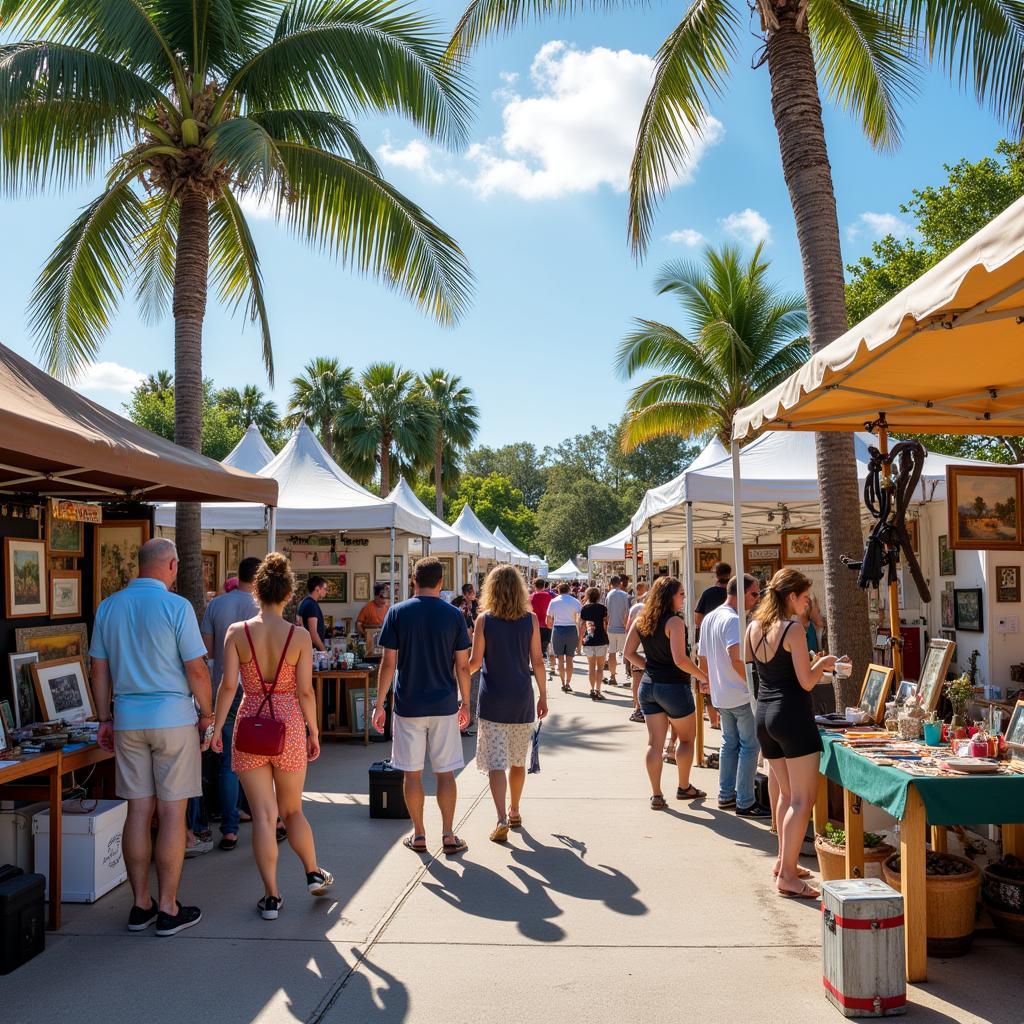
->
xmin=607 ymin=632 xmax=627 ymax=655
xmin=114 ymin=725 xmax=202 ymax=801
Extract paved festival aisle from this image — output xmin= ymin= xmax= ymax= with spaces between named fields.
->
xmin=4 ymin=663 xmax=1019 ymax=1024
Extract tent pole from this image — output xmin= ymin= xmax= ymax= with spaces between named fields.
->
xmin=267 ymin=506 xmax=277 ymax=553
xmin=647 ymin=524 xmax=654 ymax=583
xmin=389 ymin=527 xmax=397 ymax=602
xmin=877 ymin=419 xmax=903 ymax=683
xmin=685 ymin=500 xmax=702 ymax=766
xmin=731 ymin=439 xmax=752 ymax=707
xmin=631 ymin=534 xmax=637 ymax=588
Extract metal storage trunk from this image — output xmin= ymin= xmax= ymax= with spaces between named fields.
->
xmin=822 ymin=878 xmax=907 ymax=1017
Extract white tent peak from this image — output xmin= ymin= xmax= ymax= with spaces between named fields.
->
xmin=493 ymin=526 xmax=530 ymax=567
xmin=451 ymin=504 xmax=510 ymax=561
xmin=548 ymin=558 xmax=588 ymax=580
xmin=222 ymin=423 xmax=275 ymax=474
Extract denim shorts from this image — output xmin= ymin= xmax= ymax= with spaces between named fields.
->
xmin=551 ymin=626 xmax=578 ymax=657
xmin=638 ymin=677 xmax=695 ymax=720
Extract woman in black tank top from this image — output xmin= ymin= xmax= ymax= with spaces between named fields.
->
xmin=745 ymin=568 xmax=840 ymax=901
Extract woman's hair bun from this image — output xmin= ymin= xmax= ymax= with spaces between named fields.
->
xmin=254 ymin=552 xmax=294 ymax=605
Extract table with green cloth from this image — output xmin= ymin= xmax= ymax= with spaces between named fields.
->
xmin=813 ymin=731 xmax=1024 ymax=983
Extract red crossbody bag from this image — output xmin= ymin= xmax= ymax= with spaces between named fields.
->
xmin=234 ymin=623 xmax=294 ymax=757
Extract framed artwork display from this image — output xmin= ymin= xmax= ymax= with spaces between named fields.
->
xmin=781 ymin=528 xmax=822 ymax=565
xmin=916 ymin=638 xmax=957 ymax=713
xmin=858 ymin=663 xmax=894 ymax=723
xmin=0 ymin=699 xmax=12 ymax=745
xmin=319 ymin=571 xmax=347 ymax=603
xmin=744 ymin=544 xmax=780 ymax=584
xmin=8 ymin=651 xmax=39 ymax=727
xmin=225 ymin=537 xmax=243 ymax=574
xmin=31 ymin=657 xmax=95 ymax=723
xmin=695 ymin=547 xmax=721 ymax=574
xmin=996 ymin=565 xmax=1021 ymax=603
xmin=375 ymin=555 xmax=403 ymax=581
xmin=938 ymin=534 xmax=956 ymax=576
xmin=46 ymin=511 xmax=84 ymax=558
xmin=1006 ymin=700 xmax=1024 ymax=764
xmin=16 ymin=622 xmax=90 ymax=672
xmin=94 ymin=520 xmax=150 ymax=606
xmin=4 ymin=537 xmax=47 ymax=618
xmin=940 ymin=628 xmax=956 ymax=642
xmin=202 ymin=550 xmax=220 ymax=596
xmin=49 ymin=570 xmax=82 ymax=618
xmin=946 ymin=465 xmax=1024 ymax=550
xmin=353 ymin=572 xmax=371 ymax=603
xmin=895 ymin=680 xmax=918 ymax=704
xmin=437 ymin=558 xmax=455 ymax=592
xmin=953 ymin=587 xmax=983 ymax=631
xmin=940 ymin=580 xmax=955 ymax=629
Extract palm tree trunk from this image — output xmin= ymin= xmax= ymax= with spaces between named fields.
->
xmin=434 ymin=435 xmax=444 ymax=518
xmin=766 ymin=0 xmax=872 ymax=709
xmin=172 ymin=186 xmax=210 ymax=620
xmin=320 ymin=415 xmax=334 ymax=459
xmin=380 ymin=436 xmax=391 ymax=496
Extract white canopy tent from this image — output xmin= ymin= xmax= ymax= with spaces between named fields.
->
xmin=530 ymin=555 xmax=550 ymax=576
xmin=588 ymin=523 xmax=632 ymax=563
xmin=222 ymin=423 xmax=275 ymax=474
xmin=493 ymin=526 xmax=531 ymax=569
xmin=450 ymin=505 xmax=508 ymax=563
xmin=548 ymin=559 xmax=589 ymax=581
xmin=387 ymin=478 xmax=475 ymax=554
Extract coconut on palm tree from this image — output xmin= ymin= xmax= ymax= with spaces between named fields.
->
xmin=216 ymin=384 xmax=281 ymax=438
xmin=415 ymin=368 xmax=480 ymax=517
xmin=1 ymin=0 xmax=474 ymax=612
xmin=447 ymin=0 xmax=1024 ymax=691
xmin=617 ymin=243 xmax=808 ymax=449
xmin=339 ymin=362 xmax=436 ymax=495
xmin=286 ymin=357 xmax=354 ymax=460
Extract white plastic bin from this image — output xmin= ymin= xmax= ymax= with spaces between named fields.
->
xmin=0 ymin=803 xmax=48 ymax=872
xmin=32 ymin=799 xmax=128 ymax=902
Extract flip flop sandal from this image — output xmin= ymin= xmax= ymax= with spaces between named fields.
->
xmin=663 ymin=755 xmax=677 ymax=765
xmin=489 ymin=823 xmax=510 ymax=843
xmin=773 ymin=865 xmax=813 ymax=879
xmin=508 ymin=812 xmax=522 ymax=828
xmin=676 ymin=784 xmax=707 ymax=800
xmin=650 ymin=795 xmax=668 ymax=810
xmin=218 ymin=836 xmax=238 ymax=851
xmin=778 ymin=882 xmax=820 ymax=900
xmin=442 ymin=832 xmax=469 ymax=856
xmin=403 ymin=834 xmax=428 ymax=853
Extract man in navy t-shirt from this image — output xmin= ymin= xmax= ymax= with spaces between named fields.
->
xmin=372 ymin=558 xmax=472 ymax=856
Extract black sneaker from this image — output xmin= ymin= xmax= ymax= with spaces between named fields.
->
xmin=307 ymin=868 xmax=334 ymax=895
xmin=155 ymin=902 xmax=202 ymax=936
xmin=258 ymin=895 xmax=283 ymax=920
xmin=735 ymin=801 xmax=772 ymax=818
xmin=717 ymin=796 xmax=737 ymax=809
xmin=127 ymin=899 xmax=158 ymax=932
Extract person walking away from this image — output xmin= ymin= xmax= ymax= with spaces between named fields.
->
xmin=546 ymin=583 xmax=582 ymax=694
xmin=746 ymin=568 xmax=843 ymax=899
xmin=297 ymin=576 xmax=328 ymax=653
xmin=694 ymin=562 xmax=730 ymax=730
xmin=624 ymin=577 xmax=709 ymax=809
xmin=605 ymin=576 xmax=631 ymax=687
xmin=580 ymin=587 xmax=610 ymax=700
xmin=372 ymin=558 xmax=473 ymax=856
xmin=530 ymin=579 xmax=556 ymax=679
xmin=356 ymin=582 xmax=391 ymax=644
xmin=699 ymin=575 xmax=771 ymax=818
xmin=451 ymin=583 xmax=481 ymax=733
xmin=90 ymin=539 xmax=212 ymax=937
xmin=200 ymin=556 xmax=261 ymax=850
xmin=625 ymin=582 xmax=649 ymax=722
xmin=469 ymin=566 xmax=548 ymax=841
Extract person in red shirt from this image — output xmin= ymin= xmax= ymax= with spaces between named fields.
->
xmin=530 ymin=578 xmax=555 ymax=680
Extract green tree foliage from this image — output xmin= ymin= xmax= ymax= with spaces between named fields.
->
xmin=536 ymin=478 xmax=631 ymax=566
xmin=286 ymin=357 xmax=353 ymax=460
xmin=415 ymin=368 xmax=479 ymax=516
xmin=215 ymin=384 xmax=283 ymax=446
xmin=450 ymin=473 xmax=537 ymax=552
xmin=464 ymin=443 xmax=546 ymax=509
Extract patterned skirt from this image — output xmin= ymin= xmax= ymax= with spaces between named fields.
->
xmin=475 ymin=718 xmax=534 ymax=772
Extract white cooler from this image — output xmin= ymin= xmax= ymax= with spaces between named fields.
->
xmin=0 ymin=802 xmax=48 ymax=872
xmin=32 ymin=799 xmax=128 ymax=902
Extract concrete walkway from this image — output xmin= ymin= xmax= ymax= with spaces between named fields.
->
xmin=5 ymin=663 xmax=1019 ymax=1023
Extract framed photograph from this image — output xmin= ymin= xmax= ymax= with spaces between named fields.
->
xmin=225 ymin=537 xmax=242 ymax=574
xmin=49 ymin=570 xmax=82 ymax=618
xmin=16 ymin=622 xmax=90 ymax=672
xmin=916 ymin=638 xmax=957 ymax=713
xmin=781 ymin=528 xmax=822 ymax=565
xmin=947 ymin=465 xmax=1024 ymax=550
xmin=4 ymin=537 xmax=48 ymax=618
xmin=375 ymin=555 xmax=403 ymax=581
xmin=31 ymin=657 xmax=95 ymax=724
xmin=1006 ymin=700 xmax=1024 ymax=763
xmin=695 ymin=547 xmax=721 ymax=574
xmin=997 ymin=565 xmax=1021 ymax=603
xmin=94 ymin=520 xmax=150 ymax=606
xmin=319 ymin=570 xmax=347 ymax=603
xmin=8 ymin=651 xmax=39 ymax=727
xmin=202 ymin=550 xmax=220 ymax=596
xmin=940 ymin=580 xmax=955 ymax=629
xmin=0 ymin=699 xmax=14 ymax=742
xmin=954 ymin=587 xmax=983 ymax=631
xmin=858 ymin=663 xmax=895 ymax=723
xmin=896 ymin=680 xmax=918 ymax=704
xmin=938 ymin=534 xmax=956 ymax=576
xmin=744 ymin=544 xmax=780 ymax=584
xmin=46 ymin=511 xmax=85 ymax=558
xmin=353 ymin=572 xmax=371 ymax=602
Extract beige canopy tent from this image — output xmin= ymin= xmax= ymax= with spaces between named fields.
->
xmin=0 ymin=343 xmax=278 ymax=505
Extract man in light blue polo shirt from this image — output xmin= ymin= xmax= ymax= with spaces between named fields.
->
xmin=90 ymin=537 xmax=213 ymax=937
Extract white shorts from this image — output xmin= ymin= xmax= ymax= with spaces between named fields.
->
xmin=607 ymin=632 xmax=627 ymax=655
xmin=391 ymin=713 xmax=465 ymax=773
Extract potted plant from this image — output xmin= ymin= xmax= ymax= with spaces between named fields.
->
xmin=814 ymin=821 xmax=894 ymax=882
xmin=982 ymin=854 xmax=1024 ymax=943
xmin=945 ymin=674 xmax=974 ymax=732
xmin=883 ymin=851 xmax=980 ymax=956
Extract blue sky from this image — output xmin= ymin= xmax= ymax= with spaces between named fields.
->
xmin=0 ymin=3 xmax=1008 ymax=450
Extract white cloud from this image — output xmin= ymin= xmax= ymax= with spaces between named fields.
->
xmin=499 ymin=70 xmax=519 ymax=84
xmin=376 ymin=139 xmax=447 ymax=183
xmin=720 ymin=208 xmax=771 ymax=245
xmin=847 ymin=211 xmax=917 ymax=242
xmin=665 ymin=228 xmax=705 ymax=246
xmin=75 ymin=361 xmax=146 ymax=395
xmin=236 ymin=190 xmax=277 ymax=221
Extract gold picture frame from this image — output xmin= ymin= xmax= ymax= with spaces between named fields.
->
xmin=202 ymin=549 xmax=220 ymax=597
xmin=916 ymin=638 xmax=957 ymax=714
xmin=94 ymin=519 xmax=150 ymax=606
xmin=46 ymin=510 xmax=84 ymax=558
xmin=4 ymin=537 xmax=48 ymax=618
xmin=16 ymin=622 xmax=90 ymax=673
xmin=781 ymin=528 xmax=823 ymax=565
xmin=31 ymin=657 xmax=95 ymax=723
xmin=947 ymin=465 xmax=1024 ymax=551
xmin=695 ymin=547 xmax=721 ymax=574
xmin=858 ymin=663 xmax=894 ymax=723
xmin=49 ymin=569 xmax=82 ymax=619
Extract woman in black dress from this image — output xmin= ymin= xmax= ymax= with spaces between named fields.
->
xmin=745 ymin=568 xmax=840 ymax=899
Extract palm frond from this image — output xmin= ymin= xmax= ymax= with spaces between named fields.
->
xmin=626 ymin=371 xmax=722 ymax=410
xmin=621 ymin=402 xmax=719 ymax=449
xmin=206 ymin=116 xmax=285 ymax=192
xmin=247 ymin=109 xmax=380 ymax=171
xmin=135 ymin=193 xmax=178 ymax=324
xmin=614 ymin=319 xmax=713 ymax=380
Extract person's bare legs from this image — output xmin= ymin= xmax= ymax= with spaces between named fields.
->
xmin=436 ymin=770 xmax=458 ymax=836
xmin=608 ymin=650 xmax=618 ymax=684
xmin=488 ymin=770 xmax=508 ymax=824
xmin=240 ymin=765 xmax=281 ymax=898
xmin=664 ymin=721 xmax=678 ymax=760
xmin=589 ymin=657 xmax=602 ymax=694
xmin=152 ymin=798 xmax=188 ymax=914
xmin=508 ymin=766 xmax=526 ymax=819
xmin=403 ymin=769 xmax=426 ymax=838
xmin=768 ymin=757 xmax=790 ymax=874
xmin=631 ymin=669 xmax=641 ymax=710
xmin=123 ymin=796 xmax=156 ymax=910
xmin=777 ymin=753 xmax=820 ymax=895
xmin=669 ymin=713 xmax=697 ymax=791
xmin=556 ymin=654 xmax=568 ymax=689
xmin=274 ymin=765 xmax=319 ymax=874
xmin=645 ymin=713 xmax=669 ymax=797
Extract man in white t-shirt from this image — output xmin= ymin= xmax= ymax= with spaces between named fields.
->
xmin=698 ymin=574 xmax=770 ymax=817
xmin=546 ymin=583 xmax=582 ymax=693
xmin=604 ymin=576 xmax=631 ymax=687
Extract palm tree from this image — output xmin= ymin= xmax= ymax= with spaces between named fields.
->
xmin=140 ymin=369 xmax=174 ymax=397
xmin=415 ymin=368 xmax=480 ymax=517
xmin=1 ymin=0 xmax=474 ymax=612
xmin=617 ymin=244 xmax=809 ymax=450
xmin=285 ymin=357 xmax=353 ymax=459
xmin=216 ymin=384 xmax=280 ymax=437
xmin=447 ymin=0 xmax=1024 ymax=695
xmin=338 ymin=363 xmax=436 ymax=495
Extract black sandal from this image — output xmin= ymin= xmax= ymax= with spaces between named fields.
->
xmin=650 ymin=795 xmax=667 ymax=810
xmin=676 ymin=784 xmax=707 ymax=800
xmin=218 ymin=835 xmax=238 ymax=851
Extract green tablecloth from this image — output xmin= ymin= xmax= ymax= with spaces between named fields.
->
xmin=819 ymin=732 xmax=1024 ymax=826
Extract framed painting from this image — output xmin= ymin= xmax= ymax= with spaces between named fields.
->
xmin=4 ymin=537 xmax=47 ymax=618
xmin=744 ymin=544 xmax=780 ymax=585
xmin=94 ymin=520 xmax=150 ymax=606
xmin=319 ymin=571 xmax=347 ymax=603
xmin=997 ymin=565 xmax=1021 ymax=603
xmin=695 ymin=547 xmax=721 ymax=574
xmin=947 ymin=465 xmax=1024 ymax=550
xmin=0 ymin=699 xmax=12 ymax=745
xmin=916 ymin=638 xmax=957 ymax=713
xmin=352 ymin=572 xmax=370 ymax=603
xmin=49 ymin=569 xmax=82 ymax=618
xmin=938 ymin=534 xmax=956 ymax=576
xmin=16 ymin=622 xmax=90 ymax=672
xmin=858 ymin=663 xmax=894 ymax=723
xmin=895 ymin=680 xmax=918 ymax=704
xmin=940 ymin=580 xmax=955 ymax=629
xmin=202 ymin=550 xmax=220 ymax=596
xmin=1006 ymin=700 xmax=1024 ymax=763
xmin=225 ymin=537 xmax=242 ymax=574
xmin=375 ymin=555 xmax=403 ymax=582
xmin=436 ymin=557 xmax=455 ymax=592
xmin=953 ymin=587 xmax=983 ymax=631
xmin=8 ymin=651 xmax=39 ymax=727
xmin=46 ymin=511 xmax=84 ymax=558
xmin=781 ymin=528 xmax=822 ymax=565
xmin=31 ymin=657 xmax=95 ymax=724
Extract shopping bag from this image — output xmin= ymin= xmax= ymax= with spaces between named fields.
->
xmin=528 ymin=720 xmax=542 ymax=774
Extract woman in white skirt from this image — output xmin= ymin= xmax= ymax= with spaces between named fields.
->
xmin=469 ymin=565 xmax=549 ymax=842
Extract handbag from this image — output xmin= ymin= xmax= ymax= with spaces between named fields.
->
xmin=234 ymin=623 xmax=293 ymax=757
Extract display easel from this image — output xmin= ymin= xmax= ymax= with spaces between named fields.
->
xmin=871 ymin=414 xmax=903 ymax=685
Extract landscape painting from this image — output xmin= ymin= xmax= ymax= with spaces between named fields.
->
xmin=947 ymin=466 xmax=1024 ymax=550
xmin=4 ymin=538 xmax=47 ymax=618
xmin=94 ymin=520 xmax=150 ymax=605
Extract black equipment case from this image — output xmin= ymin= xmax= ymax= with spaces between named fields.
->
xmin=0 ymin=864 xmax=45 ymax=975
xmin=369 ymin=760 xmax=409 ymax=819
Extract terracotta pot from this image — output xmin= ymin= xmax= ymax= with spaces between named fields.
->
xmin=814 ymin=834 xmax=894 ymax=882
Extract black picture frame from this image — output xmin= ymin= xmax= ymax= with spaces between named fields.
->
xmin=953 ymin=587 xmax=984 ymax=632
